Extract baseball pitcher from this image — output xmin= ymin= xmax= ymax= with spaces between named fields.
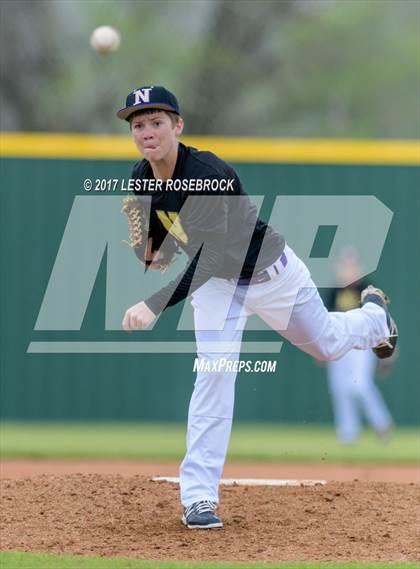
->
xmin=117 ymin=85 xmax=398 ymax=529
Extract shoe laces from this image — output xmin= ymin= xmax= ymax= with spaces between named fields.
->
xmin=376 ymin=321 xmax=398 ymax=349
xmin=376 ymin=339 xmax=394 ymax=349
xmin=361 ymin=285 xmax=390 ymax=305
xmin=185 ymin=500 xmax=217 ymax=518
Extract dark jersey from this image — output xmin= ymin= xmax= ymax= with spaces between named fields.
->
xmin=132 ymin=142 xmax=285 ymax=314
xmin=325 ymin=281 xmax=367 ymax=312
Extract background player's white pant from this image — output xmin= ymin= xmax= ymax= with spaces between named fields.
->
xmin=180 ymin=245 xmax=389 ymax=506
xmin=327 ymin=350 xmax=393 ymax=443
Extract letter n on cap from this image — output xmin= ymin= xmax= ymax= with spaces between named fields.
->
xmin=134 ymin=88 xmax=152 ymax=104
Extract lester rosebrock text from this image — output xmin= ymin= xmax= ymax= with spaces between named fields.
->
xmin=88 ymin=178 xmax=236 ymax=192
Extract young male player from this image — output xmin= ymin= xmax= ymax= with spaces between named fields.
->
xmin=117 ymin=85 xmax=398 ymax=529
xmin=324 ymin=250 xmax=394 ymax=443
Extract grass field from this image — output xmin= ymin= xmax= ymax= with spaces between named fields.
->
xmin=1 ymin=553 xmax=418 ymax=569
xmin=1 ymin=422 xmax=418 ymax=464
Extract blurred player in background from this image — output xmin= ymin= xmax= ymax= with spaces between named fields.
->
xmin=325 ymin=249 xmax=394 ymax=444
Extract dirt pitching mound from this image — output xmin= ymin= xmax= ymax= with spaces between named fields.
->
xmin=1 ymin=475 xmax=418 ymax=563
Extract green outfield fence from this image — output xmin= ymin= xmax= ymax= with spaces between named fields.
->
xmin=0 ymin=134 xmax=419 ymax=424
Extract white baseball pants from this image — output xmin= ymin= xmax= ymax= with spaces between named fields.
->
xmin=179 ymin=244 xmax=389 ymax=506
xmin=327 ymin=349 xmax=393 ymax=443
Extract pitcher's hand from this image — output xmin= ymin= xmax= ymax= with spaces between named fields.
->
xmin=122 ymin=301 xmax=156 ymax=331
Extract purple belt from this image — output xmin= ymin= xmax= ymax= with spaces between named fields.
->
xmin=238 ymin=252 xmax=287 ymax=286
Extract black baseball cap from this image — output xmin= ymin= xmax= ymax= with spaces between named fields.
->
xmin=117 ymin=85 xmax=180 ymax=121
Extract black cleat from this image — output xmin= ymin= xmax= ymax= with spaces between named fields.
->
xmin=182 ymin=500 xmax=223 ymax=529
xmin=361 ymin=285 xmax=398 ymax=359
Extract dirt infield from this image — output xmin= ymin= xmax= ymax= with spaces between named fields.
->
xmin=1 ymin=459 xmax=419 ymax=483
xmin=1 ymin=461 xmax=419 ymax=563
xmin=1 ymin=473 xmax=419 ymax=563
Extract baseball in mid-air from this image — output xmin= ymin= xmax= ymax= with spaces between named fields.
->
xmin=90 ymin=26 xmax=121 ymax=53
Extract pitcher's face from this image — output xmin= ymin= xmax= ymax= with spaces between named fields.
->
xmin=130 ymin=111 xmax=183 ymax=162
